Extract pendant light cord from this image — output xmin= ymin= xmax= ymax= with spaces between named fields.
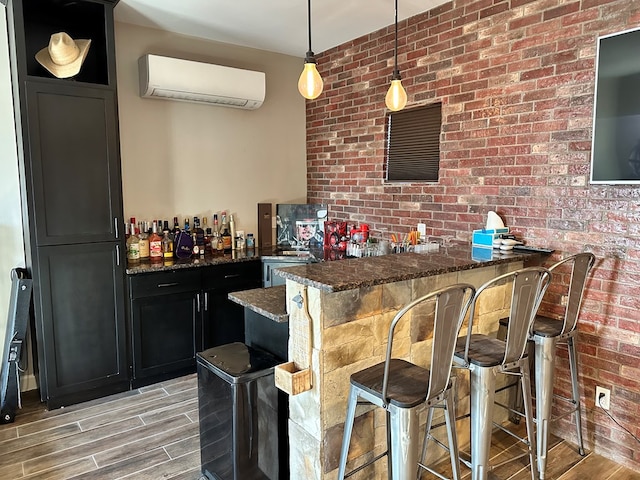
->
xmin=307 ymin=0 xmax=313 ymax=57
xmin=394 ymin=0 xmax=398 ymax=74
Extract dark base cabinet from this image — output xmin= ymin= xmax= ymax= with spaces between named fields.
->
xmin=127 ymin=260 xmax=261 ymax=388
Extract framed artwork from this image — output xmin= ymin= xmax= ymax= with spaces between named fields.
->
xmin=276 ymin=204 xmax=327 ymax=249
xmin=591 ymin=26 xmax=640 ymax=184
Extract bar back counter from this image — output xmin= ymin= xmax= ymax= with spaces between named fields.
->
xmin=269 ymin=245 xmax=545 ymax=480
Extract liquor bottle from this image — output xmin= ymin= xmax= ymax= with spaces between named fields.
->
xmin=193 ymin=216 xmax=205 ymax=254
xmin=173 ymin=217 xmax=181 ymax=236
xmin=162 ymin=231 xmax=174 ymax=259
xmin=126 ymin=219 xmax=140 ymax=262
xmin=229 ymin=214 xmax=237 ymax=251
xmin=220 ymin=214 xmax=232 ymax=252
xmin=203 ymin=216 xmax=212 ymax=255
xmin=138 ymin=230 xmax=150 ymax=260
xmin=184 ymin=217 xmax=190 ymax=233
xmin=162 ymin=220 xmax=171 ymax=236
xmin=211 ymin=214 xmax=222 ymax=253
xmin=149 ymin=224 xmax=163 ymax=262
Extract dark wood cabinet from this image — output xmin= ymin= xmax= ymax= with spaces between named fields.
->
xmin=37 ymin=243 xmax=128 ymax=409
xmin=201 ymin=261 xmax=261 ymax=350
xmin=25 ymin=82 xmax=123 ymax=245
xmin=7 ymin=0 xmax=126 ymax=407
xmin=127 ymin=261 xmax=261 ymax=388
xmin=128 ymin=269 xmax=201 ymax=387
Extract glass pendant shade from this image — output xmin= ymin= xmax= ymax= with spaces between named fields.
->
xmin=386 ymin=0 xmax=406 ymax=111
xmin=385 ymin=77 xmax=407 ymax=111
xmin=298 ymin=59 xmax=323 ymax=99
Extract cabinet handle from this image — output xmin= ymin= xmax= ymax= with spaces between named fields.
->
xmin=157 ymin=282 xmax=179 ymax=288
xmin=204 ymin=292 xmax=208 ymax=311
xmin=196 ymin=293 xmax=201 ymax=313
xmin=114 ymin=217 xmax=119 ymax=239
xmin=115 ymin=244 xmax=120 ymax=266
xmin=266 ymin=266 xmax=271 ymax=282
xmin=224 ymin=274 xmax=241 ymax=279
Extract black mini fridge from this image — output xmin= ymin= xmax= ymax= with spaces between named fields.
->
xmin=197 ymin=342 xmax=288 ymax=480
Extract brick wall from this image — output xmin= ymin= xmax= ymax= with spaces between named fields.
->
xmin=307 ymin=0 xmax=640 ymax=470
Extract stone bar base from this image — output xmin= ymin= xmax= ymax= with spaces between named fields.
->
xmin=285 ymin=260 xmax=523 ymax=480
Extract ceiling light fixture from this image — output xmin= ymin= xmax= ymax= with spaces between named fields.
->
xmin=298 ymin=0 xmax=323 ymax=100
xmin=385 ymin=0 xmax=407 ymax=111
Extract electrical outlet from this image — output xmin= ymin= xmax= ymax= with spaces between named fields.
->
xmin=596 ymin=386 xmax=610 ymax=410
xmin=560 ymin=294 xmax=569 ymax=306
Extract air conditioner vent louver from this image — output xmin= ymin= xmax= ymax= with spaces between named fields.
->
xmin=138 ymin=54 xmax=265 ymax=110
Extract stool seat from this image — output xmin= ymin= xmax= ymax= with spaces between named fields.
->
xmin=531 ymin=315 xmax=564 ymax=337
xmin=351 ymin=359 xmax=429 ymax=408
xmin=455 ymin=335 xmax=517 ymax=367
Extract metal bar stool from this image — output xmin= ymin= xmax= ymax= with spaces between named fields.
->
xmin=529 ymin=252 xmax=596 ymax=478
xmin=337 ymin=283 xmax=475 ymax=480
xmin=453 ymin=267 xmax=551 ymax=480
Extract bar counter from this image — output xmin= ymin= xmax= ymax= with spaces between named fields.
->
xmin=265 ymin=245 xmax=545 ymax=480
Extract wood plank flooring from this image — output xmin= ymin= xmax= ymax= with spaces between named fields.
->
xmin=0 ymin=374 xmax=638 ymax=479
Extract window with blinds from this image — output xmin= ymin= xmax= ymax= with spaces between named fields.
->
xmin=385 ymin=102 xmax=442 ymax=182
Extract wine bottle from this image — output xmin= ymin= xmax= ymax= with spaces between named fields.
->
xmin=212 ymin=214 xmax=222 ymax=253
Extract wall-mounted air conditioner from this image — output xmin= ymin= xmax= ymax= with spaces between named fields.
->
xmin=138 ymin=54 xmax=265 ymax=110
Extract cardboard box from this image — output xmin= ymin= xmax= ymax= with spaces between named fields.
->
xmin=472 ymin=228 xmax=509 ymax=247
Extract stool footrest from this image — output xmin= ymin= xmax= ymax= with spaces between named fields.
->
xmin=342 ymin=450 xmax=387 ymax=478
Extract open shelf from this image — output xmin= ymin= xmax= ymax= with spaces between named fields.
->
xmin=21 ymin=0 xmax=111 ymax=85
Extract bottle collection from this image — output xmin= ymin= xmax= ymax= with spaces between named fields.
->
xmin=125 ymin=213 xmax=254 ymax=262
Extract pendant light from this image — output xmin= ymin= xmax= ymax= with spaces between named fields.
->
xmin=385 ymin=0 xmax=407 ymax=111
xmin=298 ymin=0 xmax=323 ymax=100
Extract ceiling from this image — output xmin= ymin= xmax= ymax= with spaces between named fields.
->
xmin=114 ymin=0 xmax=449 ymax=57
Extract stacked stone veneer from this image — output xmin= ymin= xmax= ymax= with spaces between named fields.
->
xmin=285 ymin=260 xmax=522 ymax=479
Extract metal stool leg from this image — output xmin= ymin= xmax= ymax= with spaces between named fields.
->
xmin=534 ymin=334 xmax=556 ymax=480
xmin=567 ymin=335 xmax=585 ymax=456
xmin=444 ymin=389 xmax=461 ymax=480
xmin=469 ymin=366 xmax=497 ymax=480
xmin=337 ymin=386 xmax=359 ymax=480
xmin=520 ymin=360 xmax=539 ymax=480
xmin=388 ymin=404 xmax=420 ymax=480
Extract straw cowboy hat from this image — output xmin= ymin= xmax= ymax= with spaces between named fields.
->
xmin=35 ymin=32 xmax=91 ymax=79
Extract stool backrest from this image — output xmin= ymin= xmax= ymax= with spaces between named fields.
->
xmin=548 ymin=252 xmax=596 ymax=336
xmin=381 ymin=283 xmax=475 ymax=405
xmin=461 ymin=267 xmax=551 ymax=367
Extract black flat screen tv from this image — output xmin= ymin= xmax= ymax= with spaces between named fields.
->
xmin=591 ymin=26 xmax=640 ymax=184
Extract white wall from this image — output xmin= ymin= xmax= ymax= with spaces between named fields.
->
xmin=0 ymin=6 xmax=29 ymax=387
xmin=115 ymin=22 xmax=308 ymax=241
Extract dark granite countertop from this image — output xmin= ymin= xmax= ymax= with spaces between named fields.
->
xmin=126 ymin=248 xmax=323 ymax=275
xmin=126 ymin=250 xmax=264 ymax=274
xmin=273 ymin=244 xmax=547 ymax=292
xmin=228 ymin=286 xmax=288 ymax=323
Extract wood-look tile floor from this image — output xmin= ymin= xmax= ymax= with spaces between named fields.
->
xmin=1 ymin=374 xmax=638 ymax=479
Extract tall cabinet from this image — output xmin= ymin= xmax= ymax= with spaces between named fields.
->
xmin=6 ymin=0 xmax=128 ymax=408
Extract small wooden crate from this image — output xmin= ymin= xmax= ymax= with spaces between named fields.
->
xmin=274 ymin=362 xmax=312 ymax=395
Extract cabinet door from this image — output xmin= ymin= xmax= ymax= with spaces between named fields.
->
xmin=36 ymin=242 xmax=128 ymax=408
xmin=202 ymin=261 xmax=261 ymax=351
xmin=25 ymin=81 xmax=123 ymax=245
xmin=130 ymin=292 xmax=198 ymax=385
